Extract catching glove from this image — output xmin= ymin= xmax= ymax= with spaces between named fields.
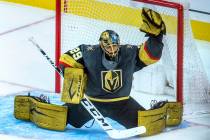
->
xmin=140 ymin=7 xmax=166 ymax=36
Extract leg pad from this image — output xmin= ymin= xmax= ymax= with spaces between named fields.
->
xmin=14 ymin=95 xmax=68 ymax=131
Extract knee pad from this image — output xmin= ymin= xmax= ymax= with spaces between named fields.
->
xmin=14 ymin=95 xmax=68 ymax=131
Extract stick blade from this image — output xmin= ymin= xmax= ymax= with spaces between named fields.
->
xmin=107 ymin=126 xmax=146 ymax=139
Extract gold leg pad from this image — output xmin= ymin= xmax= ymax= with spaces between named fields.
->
xmin=138 ymin=105 xmax=166 ymax=136
xmin=14 ymin=95 xmax=68 ymax=131
xmin=166 ymin=102 xmax=183 ymax=126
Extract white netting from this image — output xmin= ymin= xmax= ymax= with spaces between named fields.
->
xmin=59 ymin=0 xmax=210 ymax=115
xmin=180 ymin=0 xmax=210 ymax=114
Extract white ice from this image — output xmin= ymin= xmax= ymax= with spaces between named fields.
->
xmin=0 ymin=1 xmax=210 ymax=140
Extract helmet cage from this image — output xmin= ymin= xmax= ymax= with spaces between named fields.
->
xmin=99 ymin=30 xmax=120 ymax=57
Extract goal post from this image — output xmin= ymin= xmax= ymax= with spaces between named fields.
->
xmin=55 ymin=0 xmax=210 ymax=115
xmin=55 ymin=0 xmax=61 ymax=93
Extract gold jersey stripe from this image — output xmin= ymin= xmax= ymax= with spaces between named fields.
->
xmin=139 ymin=43 xmax=158 ymax=65
xmin=86 ymin=95 xmax=130 ymax=102
xmin=59 ymin=54 xmax=84 ymax=68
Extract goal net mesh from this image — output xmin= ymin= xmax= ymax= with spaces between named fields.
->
xmin=58 ymin=0 xmax=210 ymax=115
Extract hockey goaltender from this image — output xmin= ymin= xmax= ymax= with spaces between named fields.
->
xmin=14 ymin=8 xmax=183 ymax=137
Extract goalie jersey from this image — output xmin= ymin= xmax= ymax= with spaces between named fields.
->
xmin=59 ymin=35 xmax=163 ymax=102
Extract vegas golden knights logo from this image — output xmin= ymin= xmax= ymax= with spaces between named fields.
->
xmin=101 ymin=70 xmax=122 ymax=93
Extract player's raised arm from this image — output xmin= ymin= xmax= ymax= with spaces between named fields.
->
xmin=138 ymin=8 xmax=166 ymax=66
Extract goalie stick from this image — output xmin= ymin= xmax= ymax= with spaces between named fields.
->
xmin=28 ymin=37 xmax=146 ymax=139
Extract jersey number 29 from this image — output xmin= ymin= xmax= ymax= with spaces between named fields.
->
xmin=70 ymin=47 xmax=82 ymax=60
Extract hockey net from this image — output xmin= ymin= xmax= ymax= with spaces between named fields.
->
xmin=55 ymin=0 xmax=210 ymax=115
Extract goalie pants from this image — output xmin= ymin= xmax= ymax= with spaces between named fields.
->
xmin=64 ymin=97 xmax=145 ymax=128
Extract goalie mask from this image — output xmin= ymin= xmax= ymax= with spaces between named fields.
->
xmin=99 ymin=30 xmax=120 ymax=70
xmin=99 ymin=30 xmax=120 ymax=58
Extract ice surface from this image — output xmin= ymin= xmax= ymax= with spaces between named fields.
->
xmin=0 ymin=1 xmax=210 ymax=140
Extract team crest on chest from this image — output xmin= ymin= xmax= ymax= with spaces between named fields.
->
xmin=101 ymin=70 xmax=122 ymax=93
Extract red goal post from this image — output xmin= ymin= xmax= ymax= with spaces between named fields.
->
xmin=55 ymin=0 xmax=61 ymax=93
